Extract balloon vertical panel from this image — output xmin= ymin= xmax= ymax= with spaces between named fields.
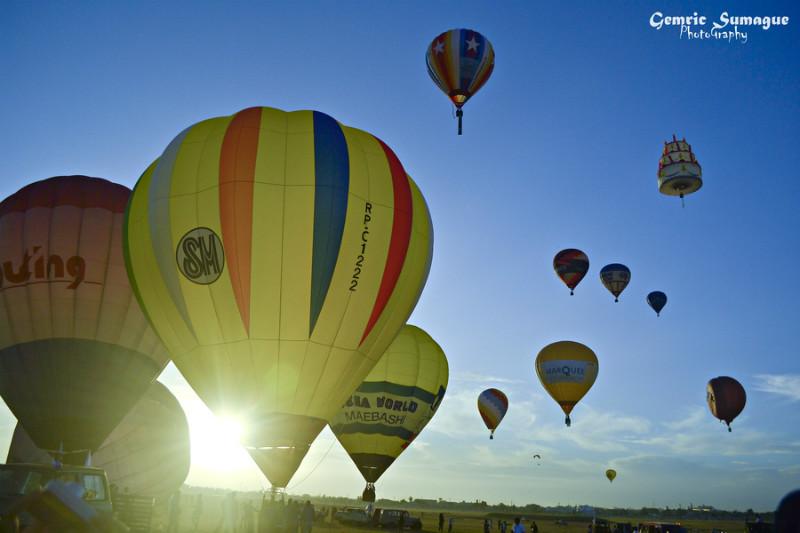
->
xmin=124 ymin=107 xmax=433 ymax=468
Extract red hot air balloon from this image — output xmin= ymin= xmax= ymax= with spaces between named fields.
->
xmin=0 ymin=176 xmax=169 ymax=459
xmin=706 ymin=376 xmax=746 ymax=432
xmin=553 ymin=249 xmax=589 ymax=295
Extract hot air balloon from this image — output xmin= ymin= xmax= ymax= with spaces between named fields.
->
xmin=606 ymin=469 xmax=617 ymax=483
xmin=535 ymin=341 xmax=598 ymax=427
xmin=658 ymin=135 xmax=702 ymax=206
xmin=0 ymin=176 xmax=169 ymax=460
xmin=707 ymin=376 xmax=746 ymax=432
xmin=124 ymin=107 xmax=433 ymax=489
xmin=426 ymin=29 xmax=495 ymax=135
xmin=478 ymin=388 xmax=508 ymax=439
xmin=553 ymin=249 xmax=589 ymax=296
xmin=329 ymin=324 xmax=448 ymax=502
xmin=600 ymin=264 xmax=631 ymax=302
xmin=775 ymin=489 xmax=800 ymax=533
xmin=7 ymin=381 xmax=190 ymax=501
xmin=647 ymin=291 xmax=668 ymax=316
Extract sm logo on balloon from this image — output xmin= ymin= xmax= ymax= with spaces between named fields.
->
xmin=176 ymin=227 xmax=225 ymax=284
xmin=0 ymin=246 xmax=86 ymax=291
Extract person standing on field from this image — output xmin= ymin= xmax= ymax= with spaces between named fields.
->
xmin=439 ymin=513 xmax=445 ymax=533
xmin=512 ymin=517 xmax=526 ymax=533
xmin=301 ymin=500 xmax=315 ymax=533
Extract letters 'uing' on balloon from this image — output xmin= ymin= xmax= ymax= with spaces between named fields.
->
xmin=0 ymin=176 xmax=169 ymax=456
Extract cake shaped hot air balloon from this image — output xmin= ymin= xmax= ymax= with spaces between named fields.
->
xmin=536 ymin=341 xmax=598 ymax=426
xmin=706 ymin=376 xmax=746 ymax=432
xmin=426 ymin=29 xmax=495 ymax=135
xmin=329 ymin=325 xmax=448 ymax=502
xmin=658 ymin=135 xmax=702 ymax=206
xmin=8 ymin=381 xmax=189 ymax=502
xmin=0 ymin=176 xmax=169 ymax=461
xmin=478 ymin=388 xmax=508 ymax=439
xmin=124 ymin=106 xmax=433 ymax=489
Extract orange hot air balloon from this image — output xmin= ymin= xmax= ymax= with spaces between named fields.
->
xmin=0 ymin=176 xmax=169 ymax=458
xmin=706 ymin=376 xmax=746 ymax=432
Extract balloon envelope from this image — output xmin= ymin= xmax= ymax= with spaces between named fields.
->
xmin=124 ymin=107 xmax=433 ymax=487
xmin=658 ymin=135 xmax=702 ymax=199
xmin=535 ymin=341 xmax=598 ymax=426
xmin=553 ymin=249 xmax=589 ymax=295
xmin=478 ymin=388 xmax=508 ymax=438
xmin=329 ymin=325 xmax=448 ymax=486
xmin=600 ymin=264 xmax=631 ymax=302
xmin=7 ymin=381 xmax=190 ymax=501
xmin=426 ymin=28 xmax=495 ymax=109
xmin=606 ymin=469 xmax=617 ymax=482
xmin=775 ymin=489 xmax=800 ymax=533
xmin=647 ymin=291 xmax=668 ymax=316
xmin=706 ymin=376 xmax=746 ymax=431
xmin=0 ymin=176 xmax=169 ymax=454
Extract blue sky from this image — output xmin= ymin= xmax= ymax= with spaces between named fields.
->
xmin=1 ymin=1 xmax=798 ymax=511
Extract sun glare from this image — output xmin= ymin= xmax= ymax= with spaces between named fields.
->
xmin=186 ymin=402 xmax=254 ymax=474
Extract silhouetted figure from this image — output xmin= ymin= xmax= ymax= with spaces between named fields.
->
xmin=513 ymin=517 xmax=526 ymax=533
xmin=167 ymin=489 xmax=181 ymax=533
xmin=301 ymin=500 xmax=315 ymax=533
xmin=439 ymin=513 xmax=445 ymax=533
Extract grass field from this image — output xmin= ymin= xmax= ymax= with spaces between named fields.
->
xmin=149 ymin=492 xmax=747 ymax=533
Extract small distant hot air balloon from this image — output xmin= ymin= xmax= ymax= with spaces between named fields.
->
xmin=553 ymin=249 xmax=589 ymax=295
xmin=600 ymin=264 xmax=631 ymax=302
xmin=426 ymin=29 xmax=495 ymax=135
xmin=478 ymin=388 xmax=508 ymax=439
xmin=329 ymin=324 xmax=448 ymax=502
xmin=606 ymin=469 xmax=617 ymax=483
xmin=647 ymin=291 xmax=668 ymax=316
xmin=707 ymin=376 xmax=746 ymax=432
xmin=658 ymin=135 xmax=702 ymax=206
xmin=536 ymin=341 xmax=598 ymax=427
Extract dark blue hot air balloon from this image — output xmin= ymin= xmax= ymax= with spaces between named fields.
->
xmin=647 ymin=291 xmax=668 ymax=316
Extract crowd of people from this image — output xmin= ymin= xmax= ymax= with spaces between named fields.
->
xmin=165 ymin=490 xmax=318 ymax=533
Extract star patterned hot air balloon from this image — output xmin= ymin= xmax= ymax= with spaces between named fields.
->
xmin=426 ymin=29 xmax=495 ymax=135
xmin=124 ymin=106 xmax=433 ymax=489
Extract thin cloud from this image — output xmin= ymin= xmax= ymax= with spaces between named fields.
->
xmin=753 ymin=374 xmax=800 ymax=401
xmin=452 ymin=371 xmax=525 ymax=385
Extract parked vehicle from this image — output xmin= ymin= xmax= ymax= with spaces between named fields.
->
xmin=333 ymin=506 xmax=422 ymax=529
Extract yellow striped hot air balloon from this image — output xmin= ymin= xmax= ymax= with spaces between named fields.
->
xmin=329 ymin=324 xmax=448 ymax=501
xmin=535 ymin=341 xmax=598 ymax=427
xmin=124 ymin=107 xmax=433 ymax=489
